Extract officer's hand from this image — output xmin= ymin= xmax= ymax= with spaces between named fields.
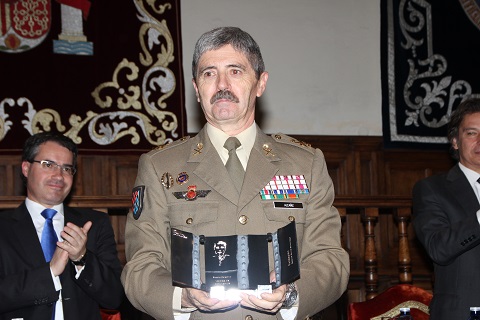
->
xmin=239 ymin=284 xmax=286 ymax=313
xmin=181 ymin=287 xmax=239 ymax=312
xmin=239 ymin=270 xmax=286 ymax=313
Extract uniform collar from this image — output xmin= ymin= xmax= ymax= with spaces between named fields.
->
xmin=206 ymin=122 xmax=256 ymax=168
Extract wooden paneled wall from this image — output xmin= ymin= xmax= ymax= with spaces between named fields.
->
xmin=0 ymin=136 xmax=454 ymax=197
xmin=0 ymin=136 xmax=456 ymax=302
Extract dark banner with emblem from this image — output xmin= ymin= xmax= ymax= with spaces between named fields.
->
xmin=0 ymin=0 xmax=185 ymax=153
xmin=381 ymin=0 xmax=480 ymax=149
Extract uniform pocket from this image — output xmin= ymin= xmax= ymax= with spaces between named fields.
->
xmin=262 ymin=200 xmax=306 ymax=229
xmin=168 ymin=200 xmax=219 ymax=232
xmin=262 ymin=200 xmax=307 ymax=249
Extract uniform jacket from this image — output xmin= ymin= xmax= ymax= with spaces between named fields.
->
xmin=122 ymin=125 xmax=350 ymax=320
xmin=413 ymin=164 xmax=480 ymax=320
xmin=0 ymin=202 xmax=124 ymax=320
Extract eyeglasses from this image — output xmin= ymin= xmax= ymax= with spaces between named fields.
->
xmin=31 ymin=160 xmax=77 ymax=176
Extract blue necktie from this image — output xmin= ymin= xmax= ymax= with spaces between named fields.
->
xmin=41 ymin=208 xmax=58 ymax=262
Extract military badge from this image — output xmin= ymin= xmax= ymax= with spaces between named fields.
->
xmin=131 ymin=186 xmax=145 ymax=220
xmin=186 ymin=185 xmax=197 ymax=200
xmin=173 ymin=185 xmax=211 ymax=201
xmin=177 ymin=172 xmax=189 ymax=185
xmin=161 ymin=172 xmax=174 ymax=189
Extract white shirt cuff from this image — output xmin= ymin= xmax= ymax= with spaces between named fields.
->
xmin=280 ymin=293 xmax=299 ymax=320
xmin=49 ymin=268 xmax=62 ymax=291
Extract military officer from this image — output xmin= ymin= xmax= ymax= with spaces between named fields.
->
xmin=121 ymin=26 xmax=350 ymax=320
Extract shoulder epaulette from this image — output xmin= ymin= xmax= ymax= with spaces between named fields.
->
xmin=152 ymin=136 xmax=191 ymax=152
xmin=271 ymin=133 xmax=314 ymax=152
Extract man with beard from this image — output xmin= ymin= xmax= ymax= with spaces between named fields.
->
xmin=122 ymin=26 xmax=349 ymax=320
xmin=0 ymin=132 xmax=123 ymax=319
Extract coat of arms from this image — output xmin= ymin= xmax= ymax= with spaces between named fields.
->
xmin=0 ymin=0 xmax=51 ymax=53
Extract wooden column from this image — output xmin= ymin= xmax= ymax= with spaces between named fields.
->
xmin=395 ymin=207 xmax=412 ymax=284
xmin=362 ymin=207 xmax=379 ymax=299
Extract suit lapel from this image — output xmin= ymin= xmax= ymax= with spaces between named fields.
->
xmin=12 ymin=202 xmax=47 ymax=264
xmin=60 ymin=207 xmax=86 ymax=294
xmin=446 ymin=164 xmax=480 ymax=214
xmin=64 ymin=206 xmax=84 ymax=227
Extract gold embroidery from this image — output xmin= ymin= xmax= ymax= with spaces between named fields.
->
xmin=0 ymin=0 xmax=179 ymax=147
xmin=31 ymin=108 xmax=66 ymax=134
xmin=290 ymin=138 xmax=311 ymax=148
xmin=370 ymin=301 xmax=430 ymax=320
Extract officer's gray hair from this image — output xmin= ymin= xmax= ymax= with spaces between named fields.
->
xmin=192 ymin=27 xmax=265 ymax=80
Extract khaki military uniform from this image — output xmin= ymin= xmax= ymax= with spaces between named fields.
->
xmin=121 ymin=125 xmax=350 ymax=320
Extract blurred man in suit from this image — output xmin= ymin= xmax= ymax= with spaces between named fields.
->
xmin=122 ymin=26 xmax=349 ymax=320
xmin=0 ymin=132 xmax=123 ymax=319
xmin=413 ymin=97 xmax=480 ymax=320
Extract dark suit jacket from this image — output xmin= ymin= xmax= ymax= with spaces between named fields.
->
xmin=0 ymin=202 xmax=124 ymax=320
xmin=413 ymin=164 xmax=480 ymax=320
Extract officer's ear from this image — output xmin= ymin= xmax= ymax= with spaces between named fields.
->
xmin=256 ymin=71 xmax=269 ymax=98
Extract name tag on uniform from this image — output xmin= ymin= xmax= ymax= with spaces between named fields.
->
xmin=274 ymin=202 xmax=304 ymax=209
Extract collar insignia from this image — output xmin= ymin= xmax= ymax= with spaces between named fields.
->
xmin=263 ymin=144 xmax=274 ymax=156
xmin=193 ymin=143 xmax=204 ymax=155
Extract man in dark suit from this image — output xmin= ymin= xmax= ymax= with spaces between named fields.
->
xmin=413 ymin=97 xmax=480 ymax=320
xmin=0 ymin=132 xmax=123 ymax=319
xmin=122 ymin=27 xmax=350 ymax=320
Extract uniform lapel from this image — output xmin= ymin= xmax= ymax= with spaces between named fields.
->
xmin=189 ymin=129 xmax=240 ymax=204
xmin=238 ymin=129 xmax=281 ymax=210
xmin=189 ymin=127 xmax=281 ymax=207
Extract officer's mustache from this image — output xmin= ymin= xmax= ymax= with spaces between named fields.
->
xmin=210 ymin=89 xmax=239 ymax=104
